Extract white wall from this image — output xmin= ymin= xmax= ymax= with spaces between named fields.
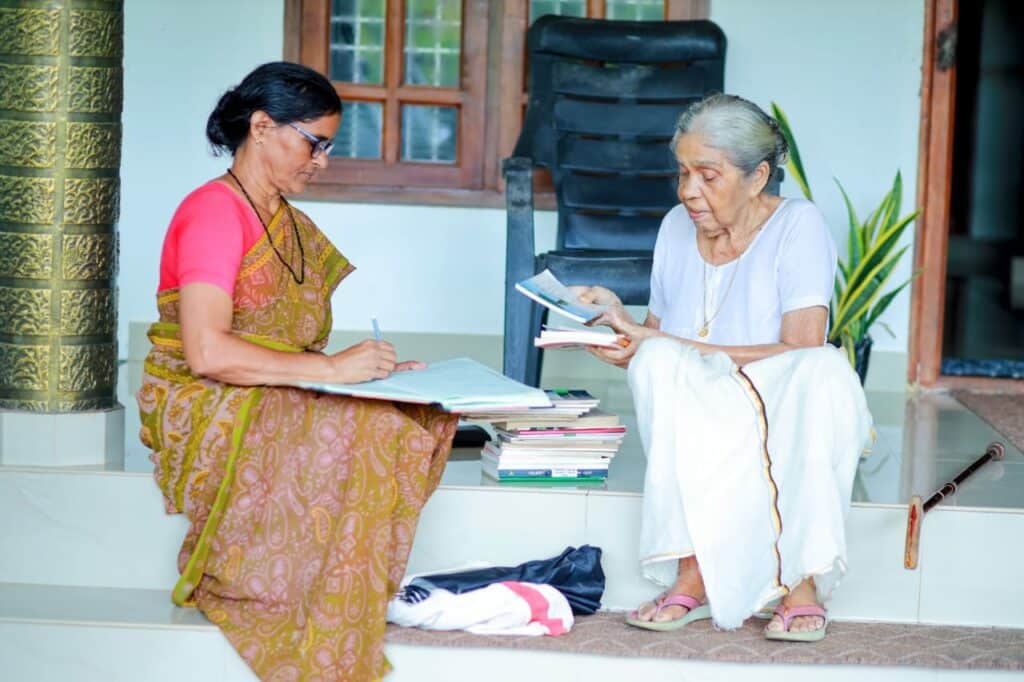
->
xmin=711 ymin=0 xmax=925 ymax=353
xmin=121 ymin=0 xmax=923 ymax=355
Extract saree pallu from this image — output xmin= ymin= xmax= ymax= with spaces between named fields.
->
xmin=137 ymin=203 xmax=457 ymax=681
xmin=627 ymin=337 xmax=873 ymax=629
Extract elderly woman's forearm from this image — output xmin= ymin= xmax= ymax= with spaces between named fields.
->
xmin=688 ymin=339 xmax=822 ymax=365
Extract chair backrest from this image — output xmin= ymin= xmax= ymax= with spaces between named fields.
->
xmin=515 ymin=16 xmax=726 ymax=252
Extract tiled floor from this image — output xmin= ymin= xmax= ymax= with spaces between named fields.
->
xmin=122 ymin=384 xmax=1024 ymax=511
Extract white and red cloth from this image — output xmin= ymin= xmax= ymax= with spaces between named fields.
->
xmin=386 ymin=581 xmax=573 ymax=636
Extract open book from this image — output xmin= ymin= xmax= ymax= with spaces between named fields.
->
xmin=296 ymin=358 xmax=551 ymax=413
xmin=534 ymin=326 xmax=628 ymax=350
xmin=514 ymin=269 xmax=607 ymax=324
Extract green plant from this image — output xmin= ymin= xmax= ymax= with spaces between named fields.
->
xmin=770 ymin=102 xmax=920 ymax=367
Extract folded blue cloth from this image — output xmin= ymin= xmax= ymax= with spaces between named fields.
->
xmin=410 ymin=545 xmax=605 ymax=615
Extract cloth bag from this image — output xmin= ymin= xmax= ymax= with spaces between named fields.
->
xmin=387 ymin=582 xmax=573 ymax=636
xmin=410 ymin=545 xmax=604 ymax=615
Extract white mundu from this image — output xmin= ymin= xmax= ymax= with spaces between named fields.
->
xmin=629 ymin=198 xmax=873 ymax=629
xmin=649 ymin=198 xmax=837 ymax=344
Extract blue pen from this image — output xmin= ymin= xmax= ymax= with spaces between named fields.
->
xmin=372 ymin=317 xmax=382 ymax=341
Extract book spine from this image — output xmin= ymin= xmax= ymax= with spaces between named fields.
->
xmin=492 ymin=468 xmax=608 ymax=479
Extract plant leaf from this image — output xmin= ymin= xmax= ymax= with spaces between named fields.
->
xmin=833 ymin=245 xmax=909 ymax=336
xmin=836 ymin=209 xmax=918 ymax=322
xmin=837 ymin=258 xmax=850 ymax=284
xmin=864 ymin=202 xmax=885 ymax=246
xmin=863 ymin=278 xmax=911 ymax=332
xmin=770 ymin=102 xmax=813 ymax=201
xmin=886 ymin=172 xmax=903 ymax=232
xmin=842 ymin=331 xmax=856 ymax=368
xmin=835 ymin=179 xmax=863 ymax=271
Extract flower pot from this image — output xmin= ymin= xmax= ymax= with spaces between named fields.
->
xmin=828 ymin=335 xmax=873 ymax=386
xmin=852 ymin=335 xmax=872 ymax=386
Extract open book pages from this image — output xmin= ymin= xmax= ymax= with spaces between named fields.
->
xmin=535 ymin=327 xmax=628 ymax=350
xmin=295 ymin=357 xmax=551 ymax=413
xmin=514 ymin=269 xmax=608 ymax=324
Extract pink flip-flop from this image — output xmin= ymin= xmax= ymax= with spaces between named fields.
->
xmin=763 ymin=603 xmax=828 ymax=642
xmin=625 ymin=593 xmax=711 ymax=631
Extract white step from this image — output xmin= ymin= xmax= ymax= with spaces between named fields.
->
xmin=1 ymin=583 xmax=1018 ymax=682
xmin=3 ymin=461 xmax=1023 ymax=627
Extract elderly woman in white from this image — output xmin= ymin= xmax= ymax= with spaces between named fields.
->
xmin=580 ymin=94 xmax=873 ymax=642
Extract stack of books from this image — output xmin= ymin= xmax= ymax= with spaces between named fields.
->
xmin=467 ymin=390 xmax=626 ymax=483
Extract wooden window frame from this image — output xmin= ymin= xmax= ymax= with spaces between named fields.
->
xmin=285 ymin=0 xmax=709 ymax=207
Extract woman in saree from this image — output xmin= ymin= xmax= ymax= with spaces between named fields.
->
xmin=578 ymin=94 xmax=873 ymax=642
xmin=137 ymin=61 xmax=457 ymax=681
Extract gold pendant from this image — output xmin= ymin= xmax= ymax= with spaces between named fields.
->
xmin=698 ymin=326 xmax=709 ymax=338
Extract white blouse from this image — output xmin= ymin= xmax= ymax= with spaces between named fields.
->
xmin=648 ymin=198 xmax=837 ymax=346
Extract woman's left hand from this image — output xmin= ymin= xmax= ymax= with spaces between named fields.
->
xmin=395 ymin=360 xmax=426 ymax=372
xmin=585 ymin=323 xmax=656 ymax=368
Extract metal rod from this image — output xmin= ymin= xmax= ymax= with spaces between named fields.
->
xmin=904 ymin=441 xmax=1005 ymax=570
xmin=921 ymin=441 xmax=1005 ymax=513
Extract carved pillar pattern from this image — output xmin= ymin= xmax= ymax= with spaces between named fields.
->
xmin=0 ymin=0 xmax=122 ymax=411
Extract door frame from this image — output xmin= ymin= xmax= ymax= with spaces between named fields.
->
xmin=911 ymin=0 xmax=1024 ymax=392
xmin=909 ymin=0 xmax=957 ymax=389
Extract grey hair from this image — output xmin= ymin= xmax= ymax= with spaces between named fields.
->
xmin=671 ymin=94 xmax=788 ymax=189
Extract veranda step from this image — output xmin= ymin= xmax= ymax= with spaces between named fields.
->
xmin=3 ymin=462 xmax=1023 ymax=627
xmin=1 ymin=583 xmax=1020 ymax=682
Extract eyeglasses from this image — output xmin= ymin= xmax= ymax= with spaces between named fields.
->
xmin=288 ymin=122 xmax=335 ymax=157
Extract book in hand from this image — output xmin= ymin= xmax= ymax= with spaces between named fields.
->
xmin=514 ymin=269 xmax=607 ymax=324
xmin=295 ymin=357 xmax=551 ymax=413
xmin=534 ymin=327 xmax=629 ymax=350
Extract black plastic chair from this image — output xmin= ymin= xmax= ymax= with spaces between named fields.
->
xmin=502 ymin=16 xmax=727 ymax=386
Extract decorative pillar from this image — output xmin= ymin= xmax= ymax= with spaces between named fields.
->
xmin=0 ymin=0 xmax=123 ymax=466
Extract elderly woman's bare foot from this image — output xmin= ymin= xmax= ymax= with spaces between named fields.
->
xmin=633 ymin=556 xmax=707 ymax=623
xmin=764 ymin=578 xmax=825 ymax=634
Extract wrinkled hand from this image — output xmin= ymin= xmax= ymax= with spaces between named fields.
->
xmin=585 ymin=322 xmax=660 ymax=368
xmin=585 ymin=339 xmax=637 ymax=368
xmin=568 ymin=285 xmax=651 ymax=367
xmin=571 ymin=285 xmax=637 ymax=335
xmin=572 ymin=285 xmax=623 ymax=309
xmin=324 ymin=339 xmax=399 ymax=383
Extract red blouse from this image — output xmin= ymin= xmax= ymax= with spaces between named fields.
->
xmin=157 ymin=181 xmax=264 ymax=295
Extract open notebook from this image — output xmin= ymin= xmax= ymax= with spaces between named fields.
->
xmin=296 ymin=357 xmax=551 ymax=413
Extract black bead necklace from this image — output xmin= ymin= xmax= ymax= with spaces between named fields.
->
xmin=226 ymin=168 xmax=305 ymax=284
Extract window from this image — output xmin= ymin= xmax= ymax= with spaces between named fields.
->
xmin=286 ymin=0 xmax=707 ymax=205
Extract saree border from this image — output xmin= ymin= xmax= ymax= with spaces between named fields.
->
xmin=172 ymin=386 xmax=263 ymax=606
xmin=733 ymin=367 xmax=787 ymax=594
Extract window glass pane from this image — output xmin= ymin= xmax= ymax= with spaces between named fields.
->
xmin=529 ymin=0 xmax=586 ymax=25
xmin=401 ymin=105 xmax=457 ymax=163
xmin=332 ymin=101 xmax=383 ymax=159
xmin=330 ymin=0 xmax=386 ymax=84
xmin=606 ymin=0 xmax=665 ymax=20
xmin=404 ymin=0 xmax=462 ymax=87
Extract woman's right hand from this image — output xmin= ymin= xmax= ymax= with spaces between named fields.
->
xmin=572 ymin=285 xmax=637 ymax=335
xmin=324 ymin=339 xmax=398 ymax=383
xmin=572 ymin=285 xmax=622 ymax=308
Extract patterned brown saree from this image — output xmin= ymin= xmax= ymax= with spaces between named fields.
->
xmin=138 ymin=203 xmax=457 ymax=681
